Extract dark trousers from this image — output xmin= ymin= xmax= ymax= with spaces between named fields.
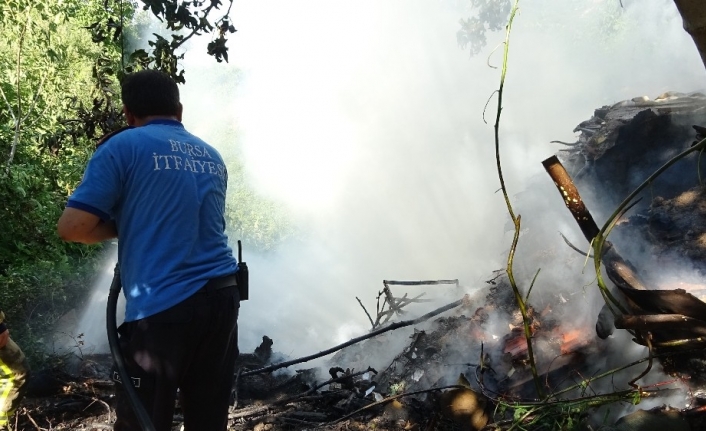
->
xmin=113 ymin=284 xmax=240 ymax=431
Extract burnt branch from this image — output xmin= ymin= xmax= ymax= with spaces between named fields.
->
xmin=615 ymin=314 xmax=706 ymax=336
xmin=377 ymin=293 xmax=431 ymax=326
xmin=369 ymin=279 xmax=454 ymax=328
xmin=241 ymin=296 xmax=468 ymax=377
xmin=559 ymin=232 xmax=593 ymax=258
xmin=542 ymin=155 xmax=638 ymax=314
xmin=382 ymin=286 xmax=402 ymax=317
xmin=383 ymin=279 xmax=459 ymax=287
xmin=356 ymin=296 xmax=375 ymax=329
xmin=542 ymin=156 xmax=600 ymax=241
xmin=230 ymin=367 xmax=378 ymax=421
xmin=330 ymin=384 xmax=466 ymax=425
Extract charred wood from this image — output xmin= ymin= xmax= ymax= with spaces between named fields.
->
xmin=543 ymin=156 xmax=649 ymax=297
xmin=542 ymin=155 xmax=600 ymax=241
xmin=543 ymin=155 xmax=706 ymax=348
xmin=383 ymin=279 xmax=460 ymax=287
xmin=241 ymin=296 xmax=468 ymax=376
xmin=615 ymin=314 xmax=706 ymax=336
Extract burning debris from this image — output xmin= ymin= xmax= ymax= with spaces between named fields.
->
xmin=12 ymin=92 xmax=706 ymax=430
xmin=633 ymin=187 xmax=706 ymax=275
xmin=546 ymin=92 xmax=706 ymax=384
xmin=558 ymin=91 xmax=706 ymax=211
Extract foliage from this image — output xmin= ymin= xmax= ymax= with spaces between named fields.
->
xmin=0 ymin=0 xmax=112 ymax=270
xmin=457 ymin=0 xmax=511 ymax=55
xmin=89 ymin=0 xmax=237 ymax=83
xmin=457 ymin=1 xmax=631 ymax=57
xmin=489 ymin=385 xmax=650 ymax=431
xmin=0 ymin=258 xmax=99 ymax=365
xmin=0 ymin=0 xmax=129 ymax=365
xmin=225 ymin=159 xmax=295 ymax=253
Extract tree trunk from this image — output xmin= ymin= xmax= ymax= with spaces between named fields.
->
xmin=673 ymin=0 xmax=706 ymax=73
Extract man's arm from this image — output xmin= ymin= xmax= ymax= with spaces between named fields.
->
xmin=57 ymin=207 xmax=117 ymax=244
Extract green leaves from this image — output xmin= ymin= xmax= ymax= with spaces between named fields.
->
xmin=82 ymin=0 xmax=238 ymax=82
xmin=207 ymin=35 xmax=229 ymax=63
xmin=457 ymin=0 xmax=512 ymax=56
xmin=120 ymin=0 xmax=236 ymax=82
xmin=0 ymin=0 xmax=123 ymax=357
xmin=85 ymin=16 xmax=124 ymax=44
xmin=142 ymin=0 xmax=165 ymax=18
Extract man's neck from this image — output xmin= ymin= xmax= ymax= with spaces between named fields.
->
xmin=132 ymin=115 xmax=180 ymax=127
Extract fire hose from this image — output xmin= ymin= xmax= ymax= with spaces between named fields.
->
xmin=97 ymin=127 xmax=154 ymax=430
xmin=107 ymin=264 xmax=156 ymax=431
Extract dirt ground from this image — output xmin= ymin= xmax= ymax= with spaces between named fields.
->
xmin=11 ymin=352 xmax=441 ymax=431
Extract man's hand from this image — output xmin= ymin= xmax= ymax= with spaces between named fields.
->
xmin=0 ymin=330 xmax=9 ymax=349
xmin=57 ymin=207 xmax=117 ymax=244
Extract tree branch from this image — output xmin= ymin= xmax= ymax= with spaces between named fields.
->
xmin=673 ymin=0 xmax=706 ymax=72
xmin=5 ymin=6 xmax=33 ymax=174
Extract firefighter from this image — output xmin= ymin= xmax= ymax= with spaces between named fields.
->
xmin=0 ymin=311 xmax=29 ymax=431
xmin=58 ymin=70 xmax=240 ymax=431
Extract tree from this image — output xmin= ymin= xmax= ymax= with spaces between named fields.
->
xmin=0 ymin=0 xmax=133 ymax=362
xmin=673 ymin=0 xmax=706 ymax=72
xmin=457 ymin=0 xmax=511 ymax=55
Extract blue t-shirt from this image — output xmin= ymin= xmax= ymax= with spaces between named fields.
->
xmin=67 ymin=119 xmax=238 ymax=321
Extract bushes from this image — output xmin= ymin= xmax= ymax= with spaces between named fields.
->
xmin=0 ymin=0 xmax=124 ymax=366
xmin=0 ymin=254 xmax=102 ymax=366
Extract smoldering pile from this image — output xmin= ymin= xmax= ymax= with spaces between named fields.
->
xmin=225 ymin=91 xmax=706 ymax=430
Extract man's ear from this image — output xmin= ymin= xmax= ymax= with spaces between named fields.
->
xmin=123 ymin=105 xmax=138 ymax=126
xmin=176 ymin=103 xmax=183 ymax=122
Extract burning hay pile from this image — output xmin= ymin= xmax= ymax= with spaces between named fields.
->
xmin=12 ymin=92 xmax=706 ymax=430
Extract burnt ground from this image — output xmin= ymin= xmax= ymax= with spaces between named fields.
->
xmin=12 ymin=307 xmax=706 ymax=431
xmin=11 ymin=91 xmax=706 ymax=430
xmin=9 ymin=330 xmax=484 ymax=431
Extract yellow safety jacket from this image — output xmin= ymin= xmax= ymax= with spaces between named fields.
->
xmin=0 ymin=311 xmax=29 ymax=429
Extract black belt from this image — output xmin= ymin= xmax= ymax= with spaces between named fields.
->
xmin=199 ymin=274 xmax=237 ymax=293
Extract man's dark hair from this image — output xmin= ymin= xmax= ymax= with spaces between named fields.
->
xmin=121 ymin=70 xmax=181 ymax=118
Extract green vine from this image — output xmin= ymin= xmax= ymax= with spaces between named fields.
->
xmin=491 ymin=0 xmax=543 ymax=399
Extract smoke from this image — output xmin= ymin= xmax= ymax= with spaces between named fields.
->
xmin=71 ymin=0 xmax=705 ymax=400
xmin=180 ymin=0 xmax=702 ymax=356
